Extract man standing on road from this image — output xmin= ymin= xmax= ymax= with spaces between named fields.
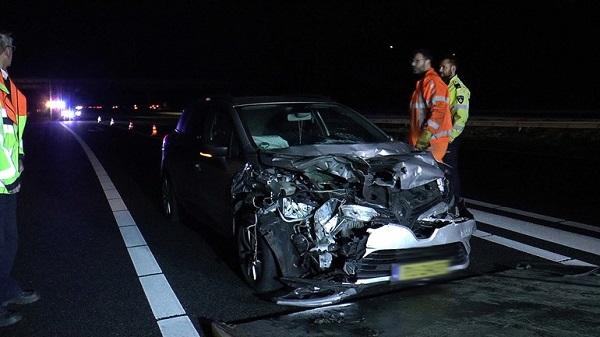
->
xmin=439 ymin=54 xmax=470 ymax=204
xmin=408 ymin=49 xmax=452 ymax=162
xmin=0 ymin=32 xmax=38 ymax=328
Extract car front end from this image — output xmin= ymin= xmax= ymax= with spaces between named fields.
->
xmin=232 ymin=136 xmax=475 ymax=307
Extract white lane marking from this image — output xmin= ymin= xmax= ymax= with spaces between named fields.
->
xmin=158 ymin=316 xmax=201 ymax=337
xmin=559 ymin=220 xmax=600 ymax=234
xmin=60 ymin=123 xmax=202 ymax=337
xmin=471 ymin=209 xmax=600 ymax=256
xmin=128 ymin=246 xmax=163 ymax=276
xmin=465 ymin=197 xmax=600 ymax=233
xmin=99 ymin=175 xmax=112 ymax=185
xmin=101 ymin=180 xmax=116 ymax=191
xmin=495 ymin=206 xmax=564 ymax=223
xmin=474 ymin=230 xmax=597 ymax=267
xmin=562 ymin=259 xmax=598 ymax=267
xmin=139 ymin=274 xmax=186 ymax=319
xmin=104 ymin=189 xmax=121 ymax=200
xmin=113 ymin=210 xmax=136 ymax=227
xmin=119 ymin=226 xmax=148 ymax=247
xmin=95 ymin=168 xmax=108 ymax=177
xmin=473 ymin=229 xmax=492 ymax=238
xmin=108 ymin=198 xmax=127 ymax=211
xmin=463 ymin=198 xmax=500 ymax=209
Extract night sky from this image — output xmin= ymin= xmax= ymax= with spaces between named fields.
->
xmin=4 ymin=1 xmax=600 ymax=112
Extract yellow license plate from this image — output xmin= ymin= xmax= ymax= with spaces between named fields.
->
xmin=391 ymin=260 xmax=450 ymax=281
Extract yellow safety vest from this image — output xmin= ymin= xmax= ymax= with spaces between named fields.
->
xmin=447 ymin=75 xmax=470 ymax=141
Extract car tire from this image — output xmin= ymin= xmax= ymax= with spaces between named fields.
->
xmin=237 ymin=223 xmax=283 ymax=293
xmin=161 ymin=175 xmax=182 ymax=223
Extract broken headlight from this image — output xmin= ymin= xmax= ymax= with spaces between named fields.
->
xmin=416 ymin=202 xmax=449 ymax=221
xmin=279 ymin=197 xmax=315 ymax=221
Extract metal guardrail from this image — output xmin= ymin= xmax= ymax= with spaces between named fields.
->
xmin=95 ymin=112 xmax=600 ymax=129
xmin=367 ymin=117 xmax=600 ymax=129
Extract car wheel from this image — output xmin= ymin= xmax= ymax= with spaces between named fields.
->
xmin=237 ymin=223 xmax=282 ymax=293
xmin=161 ymin=175 xmax=181 ymax=222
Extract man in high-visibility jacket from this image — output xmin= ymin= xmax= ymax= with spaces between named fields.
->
xmin=439 ymin=54 xmax=470 ymax=203
xmin=0 ymin=32 xmax=37 ymax=328
xmin=408 ymin=49 xmax=452 ymax=162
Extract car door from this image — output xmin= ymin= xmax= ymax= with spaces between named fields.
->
xmin=195 ymin=103 xmax=245 ymax=236
xmin=170 ymin=102 xmax=211 ymax=211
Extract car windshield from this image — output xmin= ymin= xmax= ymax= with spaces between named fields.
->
xmin=236 ymin=103 xmax=389 ymax=150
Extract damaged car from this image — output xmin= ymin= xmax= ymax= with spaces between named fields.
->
xmin=161 ymin=96 xmax=476 ymax=307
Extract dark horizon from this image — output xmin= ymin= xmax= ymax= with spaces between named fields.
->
xmin=4 ymin=1 xmax=600 ymax=112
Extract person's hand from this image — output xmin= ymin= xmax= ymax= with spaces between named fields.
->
xmin=8 ymin=183 xmax=20 ymax=194
xmin=2 ymin=180 xmax=20 ymax=193
xmin=415 ymin=142 xmax=428 ymax=151
xmin=415 ymin=130 xmax=431 ymax=150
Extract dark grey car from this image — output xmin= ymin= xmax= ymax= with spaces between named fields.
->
xmin=161 ymin=96 xmax=475 ymax=307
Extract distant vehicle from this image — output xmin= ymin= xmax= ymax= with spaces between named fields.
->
xmin=59 ymin=109 xmax=82 ymax=121
xmin=160 ymin=96 xmax=476 ymax=307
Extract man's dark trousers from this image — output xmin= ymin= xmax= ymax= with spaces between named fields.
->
xmin=0 ymin=193 xmax=21 ymax=304
xmin=444 ymin=138 xmax=461 ymax=202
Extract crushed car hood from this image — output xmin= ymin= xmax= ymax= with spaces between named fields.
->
xmin=259 ymin=142 xmax=445 ymax=190
xmin=262 ymin=142 xmax=413 ymax=158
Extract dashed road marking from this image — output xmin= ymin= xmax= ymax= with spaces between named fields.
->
xmin=465 ymin=198 xmax=600 ymax=233
xmin=128 ymin=246 xmax=163 ymax=276
xmin=471 ymin=209 xmax=600 ymax=256
xmin=474 ymin=230 xmax=596 ymax=267
xmin=61 ymin=122 xmax=201 ymax=337
xmin=139 ymin=274 xmax=187 ymax=319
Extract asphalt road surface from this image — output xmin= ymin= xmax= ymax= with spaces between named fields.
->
xmin=3 ymin=119 xmax=599 ymax=337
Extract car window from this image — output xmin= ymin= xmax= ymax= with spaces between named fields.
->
xmin=237 ymin=103 xmax=389 ymax=148
xmin=175 ymin=107 xmax=191 ymax=133
xmin=208 ymin=106 xmax=233 ymax=147
xmin=185 ymin=103 xmax=210 ymax=139
xmin=317 ymin=105 xmax=383 ymax=143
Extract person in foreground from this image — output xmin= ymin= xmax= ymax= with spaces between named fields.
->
xmin=0 ymin=31 xmax=39 ymax=328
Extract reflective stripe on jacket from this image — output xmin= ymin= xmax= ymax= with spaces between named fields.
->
xmin=0 ymin=75 xmax=27 ymax=194
xmin=448 ymin=75 xmax=470 ymax=140
xmin=408 ymin=68 xmax=452 ymax=162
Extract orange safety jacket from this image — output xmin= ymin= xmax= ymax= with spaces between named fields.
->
xmin=408 ymin=68 xmax=452 ymax=162
xmin=0 ymin=75 xmax=27 ymax=194
xmin=0 ymin=75 xmax=28 ymax=124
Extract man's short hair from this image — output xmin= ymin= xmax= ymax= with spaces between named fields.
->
xmin=0 ymin=32 xmax=14 ymax=53
xmin=442 ymin=53 xmax=459 ymax=68
xmin=413 ymin=48 xmax=434 ymax=62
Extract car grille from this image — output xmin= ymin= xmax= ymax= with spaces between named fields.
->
xmin=356 ymin=242 xmax=467 ymax=279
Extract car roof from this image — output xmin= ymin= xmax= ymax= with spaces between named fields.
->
xmin=207 ymin=95 xmax=337 ymax=107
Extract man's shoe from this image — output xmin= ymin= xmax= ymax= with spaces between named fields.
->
xmin=2 ymin=290 xmax=40 ymax=306
xmin=0 ymin=308 xmax=22 ymax=327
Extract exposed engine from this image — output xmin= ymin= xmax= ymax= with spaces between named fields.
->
xmin=232 ymin=152 xmax=458 ymax=280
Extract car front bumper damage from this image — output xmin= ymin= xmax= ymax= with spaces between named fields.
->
xmin=232 ymin=144 xmax=476 ymax=307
